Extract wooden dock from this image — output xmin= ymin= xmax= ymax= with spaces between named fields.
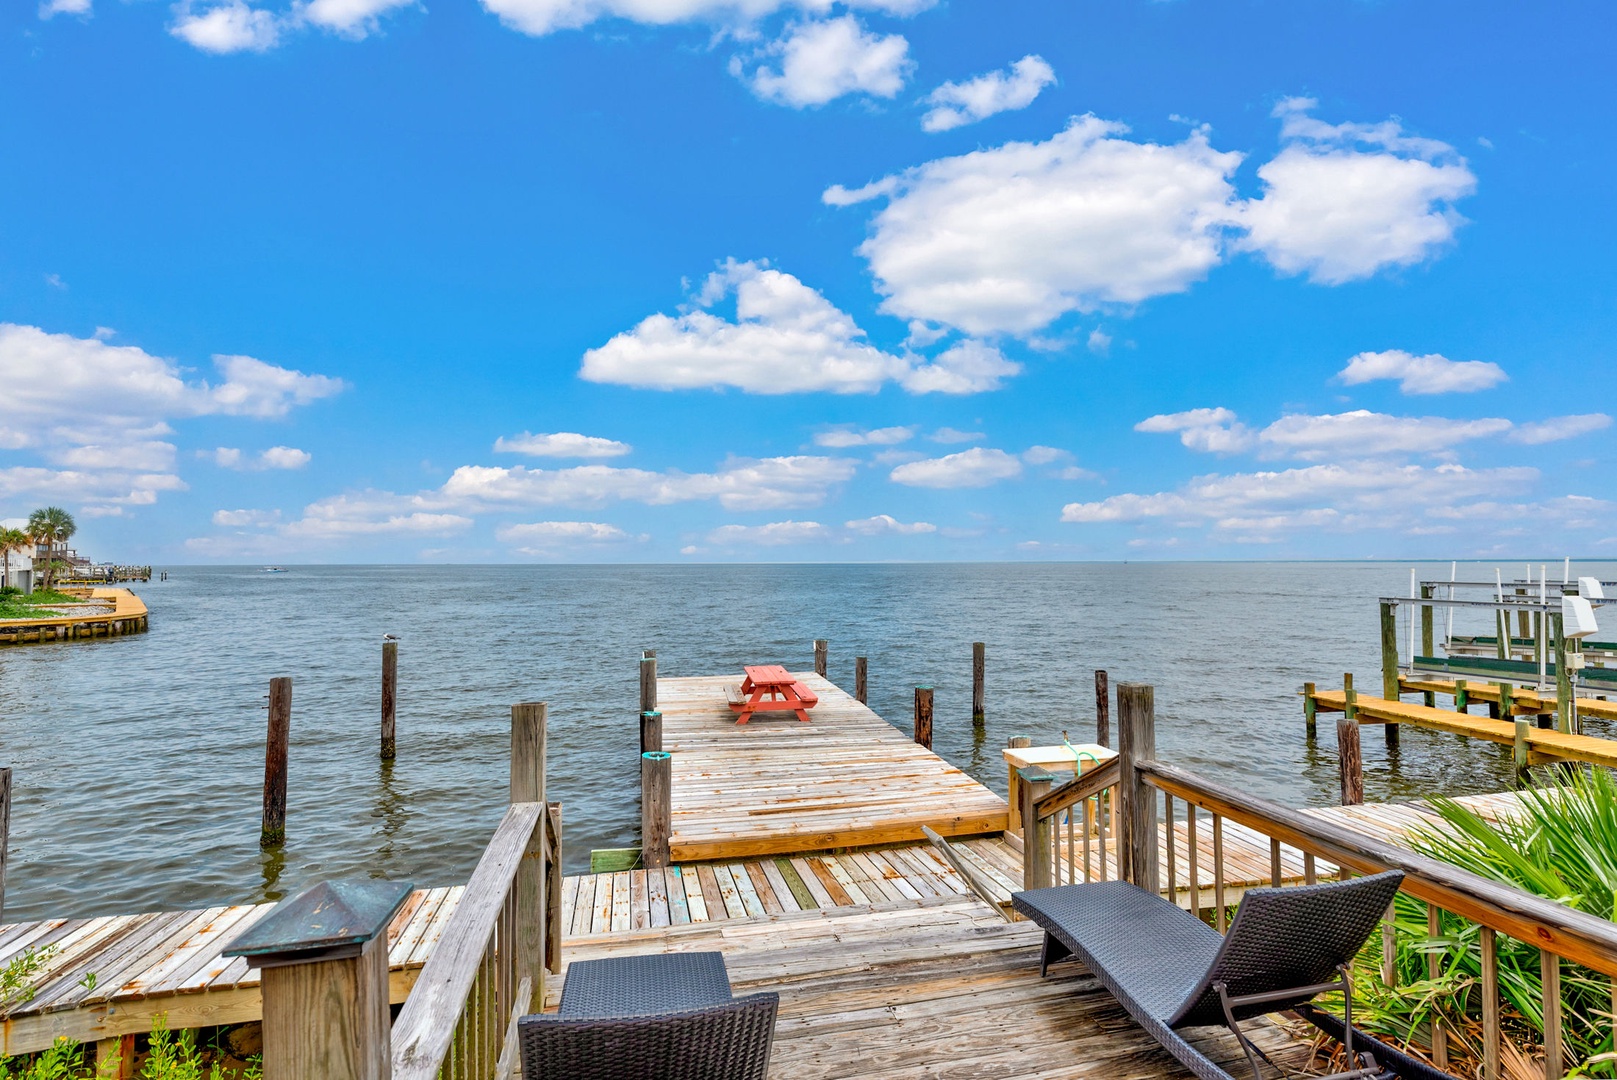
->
xmin=0 ymin=886 xmax=462 ymax=1056
xmin=1398 ymin=675 xmax=1617 ymax=723
xmin=659 ymin=673 xmax=1008 ymax=861
xmin=1312 ymin=688 xmax=1617 ymax=767
xmin=550 ymin=893 xmax=1315 ymax=1080
xmin=0 ymin=588 xmax=149 ymax=645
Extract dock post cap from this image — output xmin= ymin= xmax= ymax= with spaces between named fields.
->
xmin=642 ymin=751 xmax=672 ymax=761
xmin=641 ymin=710 xmax=662 ymax=718
xmin=223 ymin=879 xmax=413 ymax=967
xmin=915 ymin=684 xmax=934 ymax=691
xmin=1016 ymin=766 xmax=1059 ymax=784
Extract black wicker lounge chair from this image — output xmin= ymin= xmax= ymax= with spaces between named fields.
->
xmin=518 ymin=951 xmax=778 ymax=1080
xmin=1013 ymin=871 xmax=1456 ymax=1080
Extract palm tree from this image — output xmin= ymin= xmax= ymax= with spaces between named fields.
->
xmin=0 ymin=526 xmax=29 ymax=591
xmin=26 ymin=507 xmax=76 ymax=591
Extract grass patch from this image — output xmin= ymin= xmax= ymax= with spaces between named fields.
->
xmin=0 ymin=588 xmax=88 ymax=620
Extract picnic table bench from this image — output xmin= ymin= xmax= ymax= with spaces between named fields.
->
xmin=725 ymin=665 xmax=819 ymax=723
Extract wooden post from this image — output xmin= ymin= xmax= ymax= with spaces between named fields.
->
xmin=1498 ymin=682 xmax=1515 ymax=722
xmin=639 ymin=710 xmax=663 ymax=755
xmin=0 ymin=767 xmax=9 ymax=925
xmin=1018 ymin=767 xmax=1056 ymax=890
xmin=913 ymin=686 xmax=934 ymax=749
xmin=641 ymin=751 xmax=671 ymax=869
xmin=971 ymin=642 xmax=985 ymax=718
xmin=1421 ymin=585 xmax=1436 ymax=707
xmin=854 ymin=656 xmax=867 ymax=704
xmin=1455 ymin=678 xmax=1469 ymax=713
xmin=380 ymin=639 xmax=397 ymax=761
xmin=1380 ymin=603 xmax=1400 ymax=748
xmin=1337 ymin=717 xmax=1363 ymax=806
xmin=261 ymin=677 xmax=291 ymax=848
xmin=1343 ymin=672 xmax=1357 ymax=719
xmin=813 ymin=639 xmax=828 ymax=678
xmin=639 ymin=654 xmax=657 ymax=715
xmin=544 ymin=803 xmax=563 ymax=975
xmin=1554 ymin=613 xmax=1572 ymax=734
xmin=225 ymin=880 xmax=409 ymax=1080
xmin=1514 ymin=718 xmax=1530 ymax=782
xmin=511 ymin=702 xmax=547 ymax=1009
xmin=1005 ymin=736 xmax=1031 ymax=835
xmin=1117 ymin=683 xmax=1159 ymax=894
xmin=1303 ymin=682 xmax=1317 ymax=739
xmin=1095 ymin=670 xmax=1110 ymax=747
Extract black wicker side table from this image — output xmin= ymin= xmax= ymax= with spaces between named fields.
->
xmin=558 ymin=951 xmax=735 ymax=1019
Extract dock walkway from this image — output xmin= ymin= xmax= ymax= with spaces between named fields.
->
xmin=660 ymin=672 xmax=1008 ymax=861
xmin=0 ymin=588 xmax=149 ymax=645
xmin=1314 ymin=688 xmax=1617 ymax=767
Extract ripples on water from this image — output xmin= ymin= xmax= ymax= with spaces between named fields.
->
xmin=2 ymin=561 xmax=1609 ymax=921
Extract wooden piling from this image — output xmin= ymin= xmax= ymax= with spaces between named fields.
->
xmin=639 ymin=653 xmax=657 ymax=715
xmin=1455 ymin=679 xmax=1469 ymax=713
xmin=1379 ymin=604 xmax=1400 ymax=748
xmin=511 ymin=702 xmax=547 ymax=1007
xmin=1514 ymin=718 xmax=1530 ymax=779
xmin=813 ymin=639 xmax=828 ymax=678
xmin=0 ymin=767 xmax=9 ymax=925
xmin=854 ymin=656 xmax=867 ymax=704
xmin=1421 ymin=585 xmax=1437 ymax=707
xmin=640 ymin=710 xmax=663 ymax=755
xmin=641 ymin=751 xmax=671 ymax=868
xmin=913 ymin=686 xmax=934 ymax=750
xmin=1117 ymin=683 xmax=1158 ymax=893
xmin=1554 ymin=613 xmax=1572 ymax=734
xmin=380 ymin=639 xmax=397 ymax=761
xmin=260 ymin=678 xmax=291 ymax=848
xmin=1095 ymin=670 xmax=1110 ymax=747
xmin=971 ymin=642 xmax=985 ymax=717
xmin=1343 ymin=673 xmax=1357 ymax=720
xmin=1303 ymin=682 xmax=1317 ymax=739
xmin=1337 ymin=716 xmax=1363 ymax=806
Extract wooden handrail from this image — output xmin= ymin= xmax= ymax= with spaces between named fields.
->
xmin=391 ymin=801 xmax=545 ymax=1079
xmin=1138 ymin=759 xmax=1617 ymax=977
xmin=1033 ymin=757 xmax=1120 ymax=820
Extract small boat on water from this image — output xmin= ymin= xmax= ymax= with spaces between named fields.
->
xmin=260 ymin=566 xmax=289 ymax=574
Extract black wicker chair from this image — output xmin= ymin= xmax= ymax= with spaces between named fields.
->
xmin=1013 ymin=871 xmax=1457 ymax=1080
xmin=518 ymin=951 xmax=778 ymax=1080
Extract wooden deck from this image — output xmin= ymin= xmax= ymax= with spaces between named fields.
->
xmin=0 ymin=588 xmax=149 ymax=645
xmin=0 ymin=886 xmax=462 ymax=1055
xmin=550 ymin=892 xmax=1319 ymax=1079
xmin=1398 ymin=675 xmax=1617 ymax=723
xmin=659 ymin=673 xmax=1008 ymax=861
xmin=561 ymin=789 xmax=1536 ymax=937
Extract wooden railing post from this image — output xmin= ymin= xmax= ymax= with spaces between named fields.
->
xmin=640 ymin=710 xmax=662 ymax=755
xmin=1018 ymin=767 xmax=1056 ymax=890
xmin=511 ymin=703 xmax=547 ymax=1010
xmin=642 ymin=751 xmax=672 ymax=868
xmin=0 ymin=767 xmax=9 ymax=924
xmin=1117 ymin=683 xmax=1158 ymax=893
xmin=225 ymin=879 xmax=411 ymax=1080
xmin=1094 ymin=670 xmax=1110 ymax=747
xmin=1420 ymin=585 xmax=1436 ymax=707
xmin=854 ymin=656 xmax=867 ymax=704
xmin=971 ymin=642 xmax=985 ymax=718
xmin=261 ymin=677 xmax=291 ymax=848
xmin=813 ymin=639 xmax=828 ymax=678
xmin=381 ymin=638 xmax=397 ymax=761
xmin=913 ymin=686 xmax=934 ymax=749
xmin=639 ymin=653 xmax=657 ymax=716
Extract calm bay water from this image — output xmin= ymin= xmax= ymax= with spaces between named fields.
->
xmin=2 ymin=561 xmax=1607 ymax=922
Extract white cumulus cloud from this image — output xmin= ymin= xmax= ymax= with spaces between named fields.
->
xmin=1135 ymin=407 xmax=1255 ymax=454
xmin=741 ymin=15 xmax=911 ymax=107
xmin=1237 ymin=98 xmax=1477 ymax=284
xmin=921 ymin=54 xmax=1054 ymax=133
xmin=477 ymin=0 xmax=933 ymax=38
xmin=579 ymin=259 xmax=1015 ymax=395
xmin=707 ymin=520 xmax=829 ymax=546
xmin=827 ymin=116 xmax=1245 ymax=336
xmin=494 ymin=431 xmax=632 ymax=458
xmin=813 ymin=426 xmax=915 ymax=448
xmin=1510 ymin=414 xmax=1612 ymax=445
xmin=40 ymin=0 xmax=92 ymax=17
xmin=295 ymin=0 xmax=414 ymax=35
xmin=1337 ymin=350 xmax=1507 ymax=394
xmin=889 ymin=446 xmax=1022 ymax=488
xmin=844 ymin=514 xmax=935 ymax=535
xmin=170 ymin=0 xmax=282 ymax=52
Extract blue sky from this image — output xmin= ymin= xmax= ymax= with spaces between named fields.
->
xmin=3 ymin=0 xmax=1613 ymax=562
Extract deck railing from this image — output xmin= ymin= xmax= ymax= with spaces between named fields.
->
xmin=1021 ymin=681 xmax=1617 ymax=1080
xmin=244 ymin=702 xmax=562 ymax=1080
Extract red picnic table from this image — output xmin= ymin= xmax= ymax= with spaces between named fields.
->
xmin=725 ymin=665 xmax=819 ymax=724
